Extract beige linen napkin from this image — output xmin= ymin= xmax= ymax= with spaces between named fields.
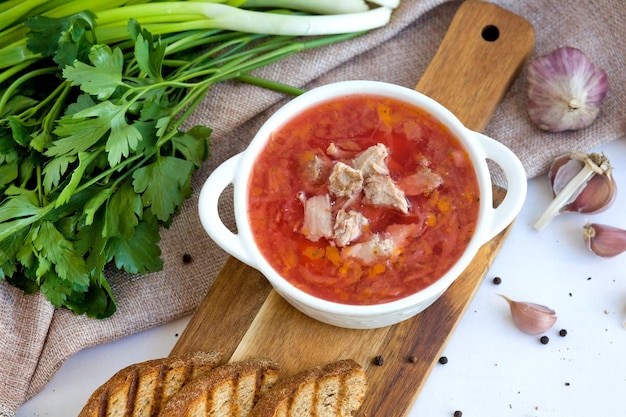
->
xmin=1 ymin=1 xmax=624 ymax=415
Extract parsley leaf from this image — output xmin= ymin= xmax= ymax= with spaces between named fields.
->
xmin=25 ymin=11 xmax=97 ymax=67
xmin=42 ymin=154 xmax=77 ymax=194
xmin=105 ymin=108 xmax=143 ymax=167
xmin=130 ymin=20 xmax=166 ymax=81
xmin=172 ymin=126 xmax=212 ymax=167
xmin=55 ymin=151 xmax=100 ymax=206
xmin=49 ymin=101 xmax=118 ymax=157
xmin=63 ymin=44 xmax=124 ymax=100
xmin=132 ymin=156 xmax=193 ymax=221
xmin=105 ymin=212 xmax=163 ymax=274
xmin=31 ymin=221 xmax=90 ymax=291
xmin=104 ymin=180 xmax=142 ymax=239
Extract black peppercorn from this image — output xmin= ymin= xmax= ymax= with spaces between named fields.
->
xmin=559 ymin=329 xmax=568 ymax=337
xmin=182 ymin=253 xmax=193 ymax=263
xmin=438 ymin=356 xmax=448 ymax=364
xmin=492 ymin=276 xmax=502 ymax=285
xmin=408 ymin=356 xmax=418 ymax=363
xmin=540 ymin=335 xmax=549 ymax=344
xmin=453 ymin=411 xmax=463 ymax=417
xmin=373 ymin=355 xmax=384 ymax=366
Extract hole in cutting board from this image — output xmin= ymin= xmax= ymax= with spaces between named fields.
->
xmin=481 ymin=25 xmax=500 ymax=42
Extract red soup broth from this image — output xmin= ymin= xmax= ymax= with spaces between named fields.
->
xmin=248 ymin=94 xmax=480 ymax=305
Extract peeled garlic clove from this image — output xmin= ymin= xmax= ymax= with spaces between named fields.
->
xmin=534 ymin=152 xmax=615 ymax=230
xmin=527 ymin=46 xmax=608 ymax=132
xmin=583 ymin=222 xmax=626 ymax=258
xmin=500 ymin=295 xmax=557 ymax=335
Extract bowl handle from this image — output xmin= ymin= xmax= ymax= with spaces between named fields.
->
xmin=197 ymin=154 xmax=254 ymax=266
xmin=472 ymin=131 xmax=527 ymax=241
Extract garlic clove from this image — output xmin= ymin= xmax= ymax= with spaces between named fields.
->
xmin=549 ymin=152 xmax=616 ymax=214
xmin=499 ymin=295 xmax=557 ymax=335
xmin=583 ymin=222 xmax=626 ymax=258
xmin=534 ymin=152 xmax=615 ymax=230
xmin=527 ymin=46 xmax=608 ymax=132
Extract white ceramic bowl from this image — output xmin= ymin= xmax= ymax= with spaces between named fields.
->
xmin=198 ymin=80 xmax=527 ymax=329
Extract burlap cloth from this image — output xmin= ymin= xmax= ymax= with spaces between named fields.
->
xmin=1 ymin=1 xmax=624 ymax=415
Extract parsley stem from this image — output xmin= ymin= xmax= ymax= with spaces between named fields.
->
xmin=41 ymin=82 xmax=72 ymax=134
xmin=15 ymin=77 xmax=68 ymax=122
xmin=236 ymin=74 xmax=305 ymax=96
xmin=36 ymin=164 xmax=43 ymax=205
xmin=73 ymin=152 xmax=145 ymax=196
xmin=0 ymin=66 xmax=57 ymax=115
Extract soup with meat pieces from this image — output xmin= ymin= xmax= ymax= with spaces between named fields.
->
xmin=248 ymin=94 xmax=480 ymax=305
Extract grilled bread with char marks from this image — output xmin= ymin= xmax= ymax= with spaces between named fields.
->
xmin=78 ymin=350 xmax=223 ymax=417
xmin=157 ymin=357 xmax=280 ymax=417
xmin=248 ymin=359 xmax=367 ymax=417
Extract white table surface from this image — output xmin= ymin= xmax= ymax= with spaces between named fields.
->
xmin=17 ymin=138 xmax=626 ymax=417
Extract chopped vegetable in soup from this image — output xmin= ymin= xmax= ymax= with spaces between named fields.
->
xmin=248 ymin=94 xmax=480 ymax=305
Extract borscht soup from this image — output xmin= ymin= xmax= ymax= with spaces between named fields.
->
xmin=247 ymin=94 xmax=480 ymax=305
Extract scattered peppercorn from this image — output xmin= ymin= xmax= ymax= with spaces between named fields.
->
xmin=565 ymin=382 xmax=570 ymax=386
xmin=540 ymin=335 xmax=550 ymax=344
xmin=454 ymin=411 xmax=463 ymax=417
xmin=438 ymin=356 xmax=448 ymax=364
xmin=559 ymin=329 xmax=568 ymax=337
xmin=373 ymin=355 xmax=385 ymax=366
xmin=182 ymin=253 xmax=193 ymax=263
xmin=408 ymin=356 xmax=418 ymax=363
xmin=492 ymin=276 xmax=502 ymax=285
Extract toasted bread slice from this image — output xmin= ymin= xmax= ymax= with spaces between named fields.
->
xmin=157 ymin=357 xmax=280 ymax=417
xmin=248 ymin=359 xmax=367 ymax=417
xmin=78 ymin=350 xmax=223 ymax=417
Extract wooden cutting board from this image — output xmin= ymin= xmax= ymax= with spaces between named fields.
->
xmin=170 ymin=1 xmax=535 ymax=415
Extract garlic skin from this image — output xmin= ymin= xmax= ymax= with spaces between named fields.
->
xmin=527 ymin=46 xmax=608 ymax=132
xmin=534 ymin=152 xmax=616 ymax=230
xmin=500 ymin=295 xmax=557 ymax=335
xmin=583 ymin=223 xmax=626 ymax=258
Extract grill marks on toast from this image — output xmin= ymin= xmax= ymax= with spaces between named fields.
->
xmin=249 ymin=359 xmax=367 ymax=417
xmin=157 ymin=357 xmax=280 ymax=417
xmin=78 ymin=351 xmax=223 ymax=417
xmin=80 ymin=355 xmax=367 ymax=417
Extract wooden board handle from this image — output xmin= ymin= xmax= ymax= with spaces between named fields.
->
xmin=416 ymin=0 xmax=535 ymax=132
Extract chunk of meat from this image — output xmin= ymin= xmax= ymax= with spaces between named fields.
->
xmin=333 ymin=209 xmax=369 ymax=247
xmin=352 ymin=143 xmax=389 ymax=177
xmin=300 ymin=194 xmax=333 ymax=242
xmin=341 ymin=234 xmax=396 ymax=265
xmin=397 ymin=167 xmax=443 ymax=196
xmin=363 ymin=174 xmax=409 ymax=214
xmin=328 ymin=162 xmax=364 ymax=198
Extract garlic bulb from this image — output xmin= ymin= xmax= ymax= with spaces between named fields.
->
xmin=500 ymin=295 xmax=557 ymax=335
xmin=583 ymin=223 xmax=626 ymax=258
xmin=527 ymin=46 xmax=608 ymax=132
xmin=534 ymin=152 xmax=616 ymax=230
